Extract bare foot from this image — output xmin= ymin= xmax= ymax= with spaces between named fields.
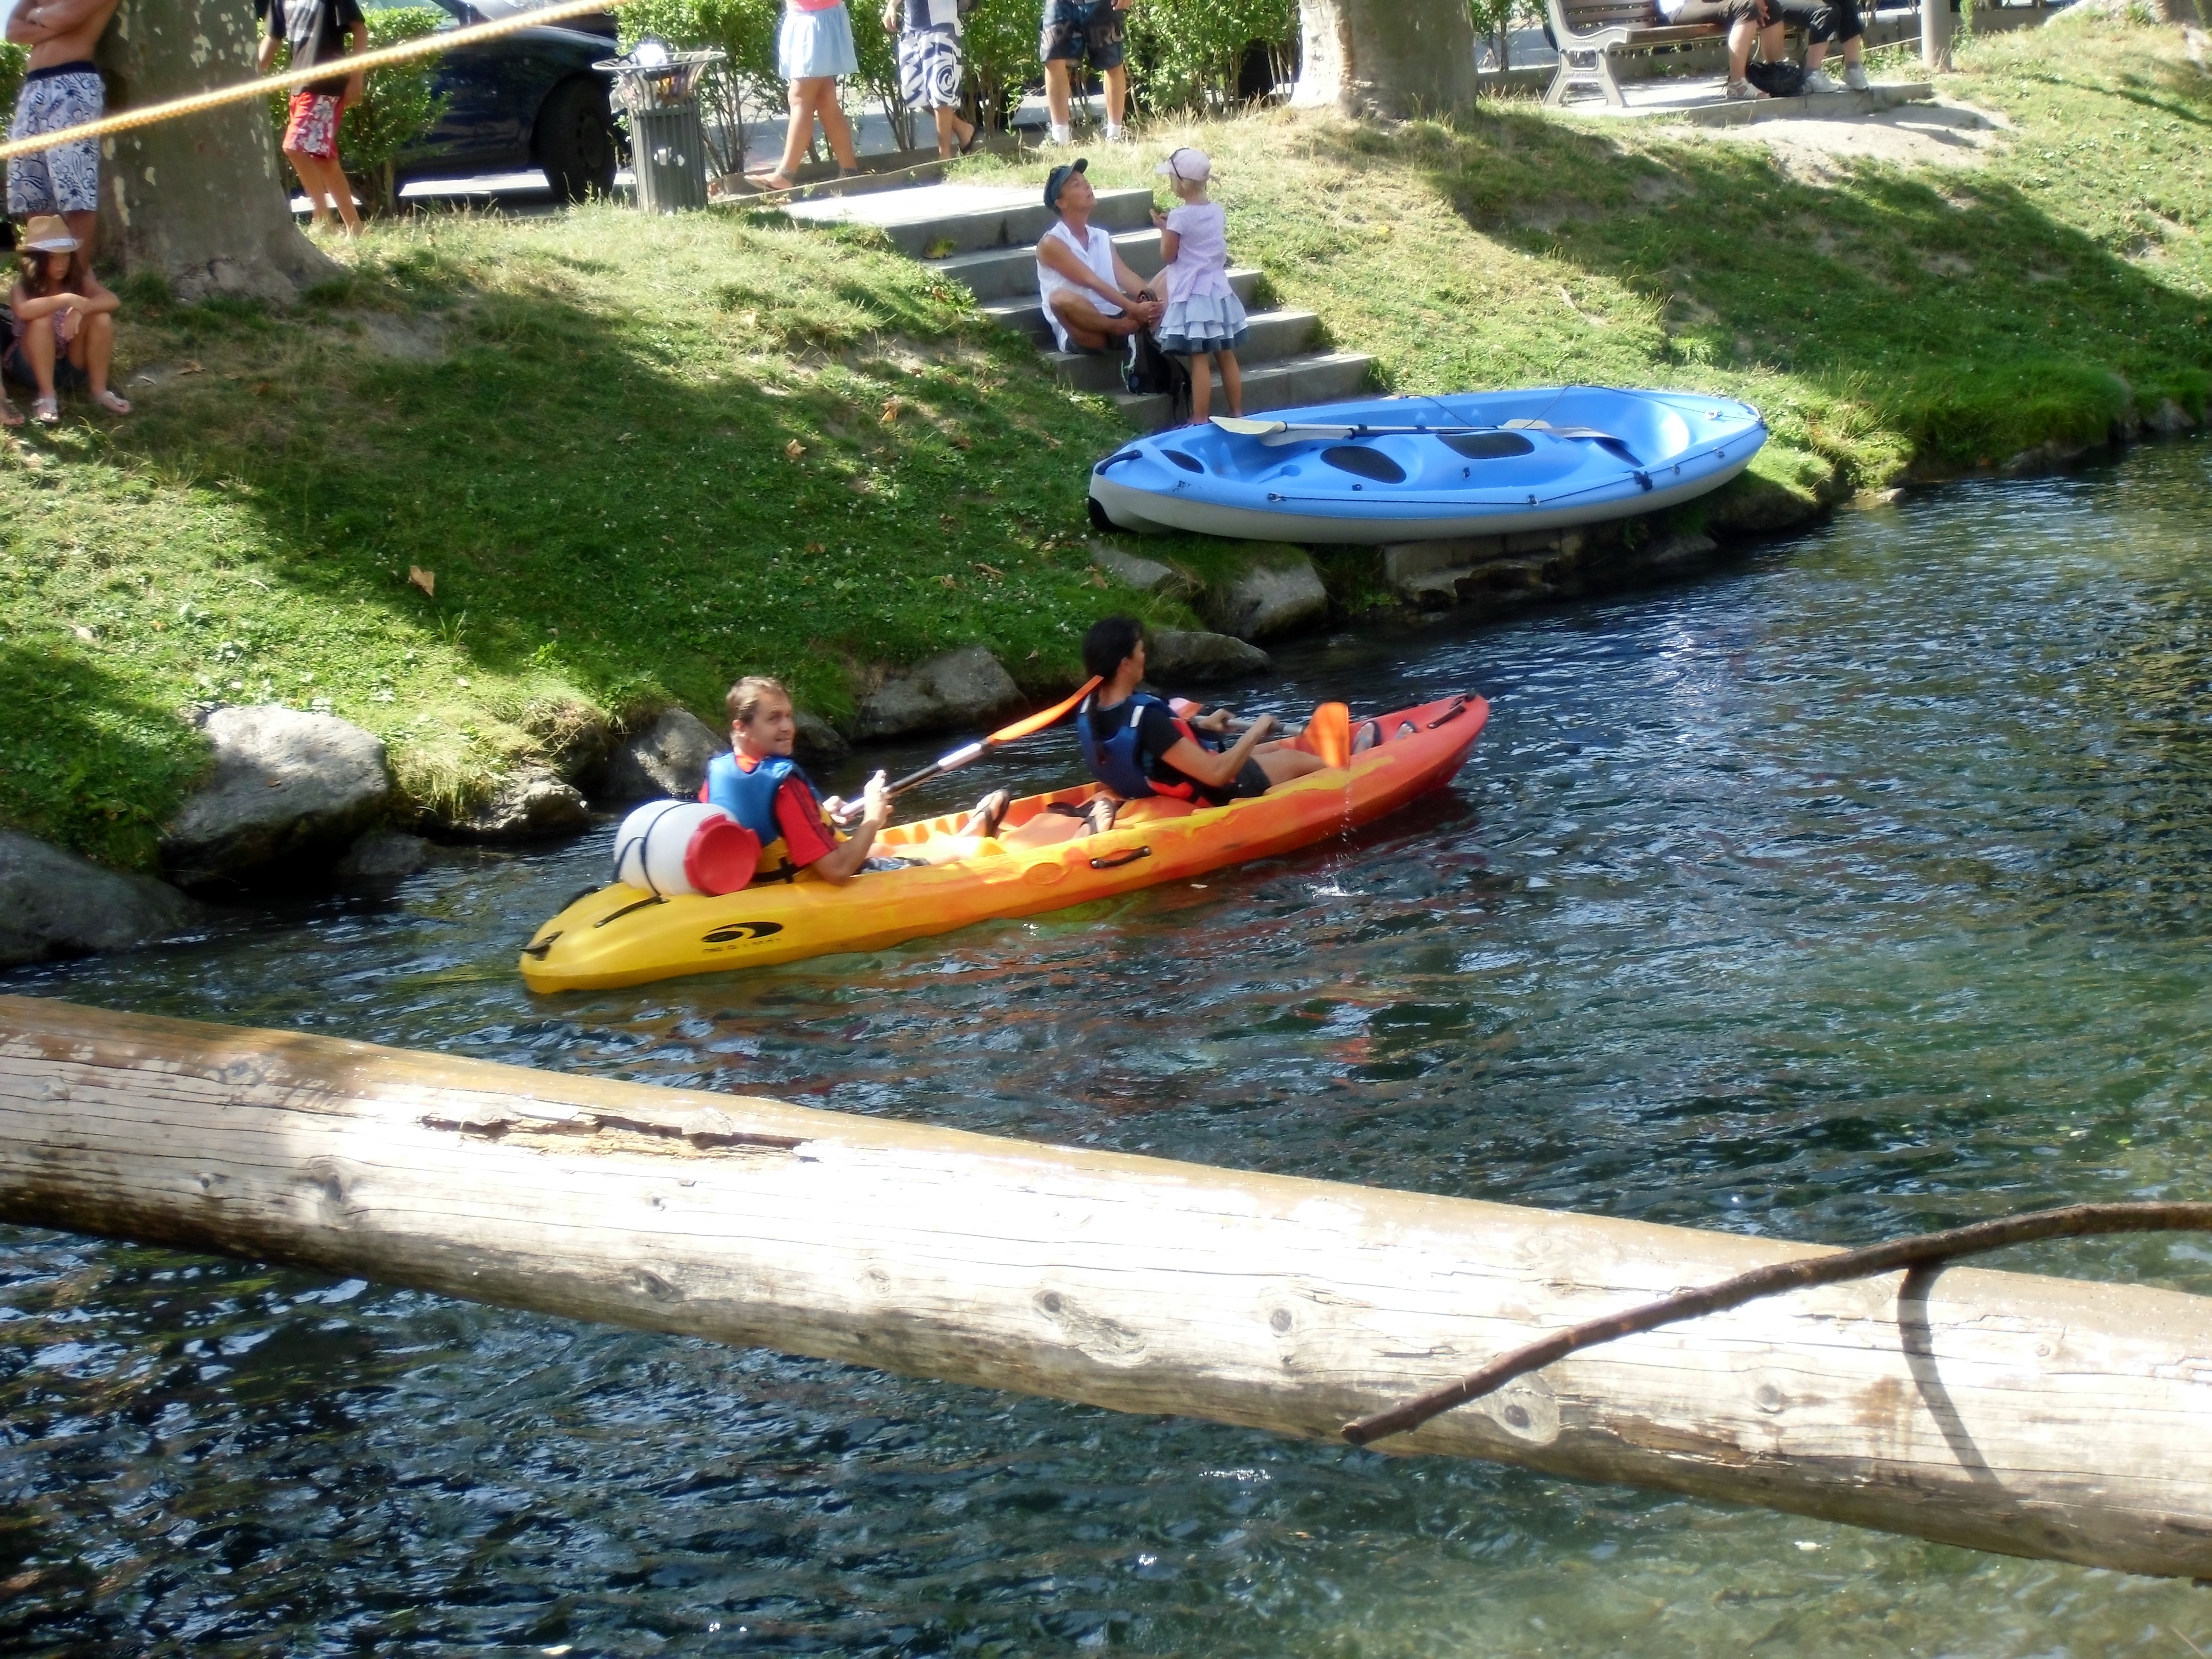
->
xmin=93 ymin=388 xmax=132 ymax=415
xmin=0 ymin=396 xmax=19 ymax=429
xmin=746 ymin=171 xmax=795 ymax=192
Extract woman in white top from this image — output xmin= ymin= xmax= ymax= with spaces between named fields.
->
xmin=1034 ymin=158 xmax=1161 ymax=354
xmin=1150 ymin=147 xmax=1247 ymax=424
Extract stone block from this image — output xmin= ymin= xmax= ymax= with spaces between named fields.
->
xmin=1207 ymin=550 xmax=1329 ymax=642
xmin=162 ymin=705 xmax=393 ymax=888
xmin=1145 ymin=629 xmax=1273 ymax=684
xmin=0 ymin=830 xmax=204 ymax=967
xmin=857 ymin=647 xmax=1023 ymax=740
xmin=598 ymin=707 xmax=725 ymax=804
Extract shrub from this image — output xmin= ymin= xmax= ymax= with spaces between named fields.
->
xmin=621 ymin=0 xmax=780 ymax=177
xmin=961 ymin=0 xmax=1045 ymax=132
xmin=1125 ymin=0 xmax=1297 ymax=113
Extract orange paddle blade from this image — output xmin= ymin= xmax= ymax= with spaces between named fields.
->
xmin=1308 ymin=701 xmax=1352 ymax=769
xmin=986 ymin=675 xmax=1102 ymax=747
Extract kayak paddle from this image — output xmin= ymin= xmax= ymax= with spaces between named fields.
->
xmin=833 ymin=675 xmax=1104 ymax=821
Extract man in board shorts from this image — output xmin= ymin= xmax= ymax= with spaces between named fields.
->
xmin=1039 ymin=0 xmax=1129 ymax=147
xmin=5 ymin=0 xmax=121 ymax=258
xmin=261 ymin=0 xmax=368 ymax=237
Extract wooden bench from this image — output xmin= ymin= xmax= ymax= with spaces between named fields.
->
xmin=1542 ymin=0 xmax=1735 ymax=107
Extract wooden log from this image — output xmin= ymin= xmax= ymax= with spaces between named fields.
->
xmin=2 ymin=993 xmax=2209 ymax=1579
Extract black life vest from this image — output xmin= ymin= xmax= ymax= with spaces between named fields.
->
xmin=1077 ymin=691 xmax=1210 ymax=800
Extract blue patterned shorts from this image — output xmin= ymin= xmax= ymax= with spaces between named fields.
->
xmin=8 ymin=64 xmax=103 ymax=217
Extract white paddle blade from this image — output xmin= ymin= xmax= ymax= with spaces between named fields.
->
xmin=1210 ymin=415 xmax=1287 ymax=435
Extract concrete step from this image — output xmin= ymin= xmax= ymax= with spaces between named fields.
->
xmin=781 ymin=183 xmax=1155 ymax=259
xmin=937 ymin=229 xmax=1166 ymax=301
xmin=987 ymin=268 xmax=1263 ymax=345
xmin=1046 ymin=308 xmax=1321 ymax=394
xmin=1115 ymin=351 xmax=1376 ymax=433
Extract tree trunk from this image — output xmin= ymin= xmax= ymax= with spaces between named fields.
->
xmin=94 ymin=0 xmax=337 ymax=297
xmin=1293 ymin=0 xmax=1482 ymax=120
xmin=4 ymin=993 xmax=2211 ymax=1581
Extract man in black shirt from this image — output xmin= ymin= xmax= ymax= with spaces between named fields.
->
xmin=259 ymin=0 xmax=368 ymax=237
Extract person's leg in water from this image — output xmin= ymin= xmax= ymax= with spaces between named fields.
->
xmin=1185 ymin=349 xmax=1212 ymax=424
xmin=74 ymin=311 xmax=129 ymax=414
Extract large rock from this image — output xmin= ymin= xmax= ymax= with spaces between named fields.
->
xmin=2145 ymin=398 xmax=2197 ymax=434
xmin=161 ymin=705 xmax=393 ymax=888
xmin=1145 ymin=628 xmax=1273 ymax=684
xmin=443 ymin=768 xmax=592 ymax=842
xmin=0 ymin=830 xmax=204 ymax=967
xmin=597 ymin=708 xmax=725 ymax=805
xmin=856 ymin=647 xmax=1023 ymax=741
xmin=333 ymin=831 xmax=431 ymax=883
xmin=1090 ymin=540 xmax=1197 ymax=598
xmin=793 ymin=712 xmax=850 ymax=768
xmin=1206 ymin=550 xmax=1330 ymax=642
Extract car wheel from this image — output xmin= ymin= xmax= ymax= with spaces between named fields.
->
xmin=536 ymin=78 xmax=617 ymax=203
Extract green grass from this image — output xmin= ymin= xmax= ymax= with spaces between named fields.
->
xmin=3 ymin=10 xmax=2205 ymax=871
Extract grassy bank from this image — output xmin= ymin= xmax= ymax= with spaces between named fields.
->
xmin=3 ymin=10 xmax=2204 ymax=872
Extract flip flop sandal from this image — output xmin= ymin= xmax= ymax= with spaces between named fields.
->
xmin=1351 ymin=719 xmax=1382 ymax=754
xmin=31 ymin=394 xmax=59 ymax=425
xmin=1082 ymin=796 xmax=1119 ymax=838
xmin=965 ymin=789 xmax=1011 ymax=839
xmin=959 ymin=123 xmax=985 ymax=155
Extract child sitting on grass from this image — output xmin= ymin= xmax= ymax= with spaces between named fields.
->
xmin=1149 ymin=146 xmax=1247 ymax=427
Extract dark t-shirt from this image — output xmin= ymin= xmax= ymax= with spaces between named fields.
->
xmin=1089 ymin=696 xmax=1253 ymax=803
xmin=267 ymin=0 xmax=366 ymax=97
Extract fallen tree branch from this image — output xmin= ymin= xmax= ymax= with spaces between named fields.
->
xmin=1343 ymin=1201 xmax=2212 ymax=1446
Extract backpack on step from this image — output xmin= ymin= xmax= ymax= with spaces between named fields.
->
xmin=1745 ymin=59 xmax=1805 ymax=97
xmin=1121 ymin=296 xmax=1191 ymax=422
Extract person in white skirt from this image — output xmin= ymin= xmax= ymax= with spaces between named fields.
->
xmin=1150 ymin=147 xmax=1247 ymax=425
xmin=749 ymin=0 xmax=864 ymax=192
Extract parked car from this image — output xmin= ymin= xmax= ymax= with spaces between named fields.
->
xmin=382 ymin=0 xmax=621 ymax=200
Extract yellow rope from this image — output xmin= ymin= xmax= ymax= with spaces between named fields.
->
xmin=0 ymin=0 xmax=639 ymax=164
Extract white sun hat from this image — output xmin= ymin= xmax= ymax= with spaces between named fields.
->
xmin=1156 ymin=147 xmax=1211 ymax=183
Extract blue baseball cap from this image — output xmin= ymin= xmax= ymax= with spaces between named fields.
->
xmin=1044 ymin=157 xmax=1088 ymax=211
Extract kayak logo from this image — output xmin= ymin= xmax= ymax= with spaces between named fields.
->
xmin=701 ymin=922 xmax=785 ymax=944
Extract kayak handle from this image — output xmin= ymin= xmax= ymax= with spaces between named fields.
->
xmin=1425 ymin=696 xmax=1471 ymax=730
xmin=521 ymin=931 xmax=560 ymax=960
xmin=593 ymin=893 xmax=669 ymax=928
xmin=1088 ymin=845 xmax=1152 ymax=870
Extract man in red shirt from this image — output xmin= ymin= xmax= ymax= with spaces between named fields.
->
xmin=701 ymin=678 xmax=890 ymax=884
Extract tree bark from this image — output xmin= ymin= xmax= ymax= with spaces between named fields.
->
xmin=1292 ymin=0 xmax=1481 ymax=120
xmin=4 ymin=993 xmax=2211 ymax=1580
xmin=94 ymin=0 xmax=337 ymax=297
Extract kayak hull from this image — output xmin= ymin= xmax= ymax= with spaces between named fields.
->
xmin=1089 ymin=387 xmax=1767 ymax=545
xmin=520 ymin=693 xmax=1488 ymax=991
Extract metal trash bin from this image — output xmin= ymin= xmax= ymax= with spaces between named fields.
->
xmin=595 ymin=38 xmax=725 ymax=214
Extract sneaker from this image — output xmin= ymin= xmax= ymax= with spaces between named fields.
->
xmin=1102 ymin=122 xmax=1126 ymax=143
xmin=1802 ymin=68 xmax=1843 ymax=93
xmin=1725 ymin=77 xmax=1769 ymax=101
xmin=1046 ymin=122 xmax=1072 ymax=146
xmin=1844 ymin=62 xmax=1870 ymax=90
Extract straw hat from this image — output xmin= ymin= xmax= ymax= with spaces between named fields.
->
xmin=22 ymin=215 xmax=79 ymax=253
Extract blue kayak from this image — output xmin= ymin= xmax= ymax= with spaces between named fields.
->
xmin=1087 ymin=387 xmax=1767 ymax=544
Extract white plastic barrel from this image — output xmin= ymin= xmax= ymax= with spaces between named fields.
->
xmin=611 ymin=800 xmax=758 ymax=897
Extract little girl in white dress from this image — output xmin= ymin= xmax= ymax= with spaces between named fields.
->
xmin=1150 ymin=147 xmax=1247 ymax=425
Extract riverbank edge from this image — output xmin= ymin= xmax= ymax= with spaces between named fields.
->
xmin=7 ymin=412 xmax=2195 ymax=973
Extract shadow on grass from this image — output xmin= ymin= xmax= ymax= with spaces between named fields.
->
xmin=1306 ymin=79 xmax=2211 ymax=466
xmin=0 ymin=641 xmax=208 ymax=870
xmin=92 ymin=222 xmax=1134 ymax=713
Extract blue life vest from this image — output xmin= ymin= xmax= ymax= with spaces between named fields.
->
xmin=701 ymin=751 xmax=820 ymax=878
xmin=1077 ymin=692 xmax=1208 ymax=801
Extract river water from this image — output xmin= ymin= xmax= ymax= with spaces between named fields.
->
xmin=6 ymin=442 xmax=2212 ymax=1656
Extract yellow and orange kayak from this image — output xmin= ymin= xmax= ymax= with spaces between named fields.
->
xmin=518 ymin=692 xmax=1488 ymax=992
